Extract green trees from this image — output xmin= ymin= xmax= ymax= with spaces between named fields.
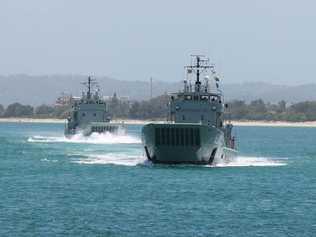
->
xmin=0 ymin=97 xmax=316 ymax=121
xmin=0 ymin=104 xmax=4 ymax=116
xmin=0 ymin=103 xmax=70 ymax=118
xmin=288 ymin=101 xmax=316 ymax=121
xmin=277 ymin=100 xmax=286 ymax=113
xmin=3 ymin=103 xmax=34 ymax=117
xmin=128 ymin=94 xmax=169 ymax=119
xmin=109 ymin=93 xmax=169 ymax=120
xmin=226 ymin=100 xmax=316 ymax=121
xmin=249 ymin=99 xmax=267 ymax=113
xmin=35 ymin=105 xmax=55 ymax=118
xmin=50 ymin=105 xmax=71 ymax=119
xmin=108 ymin=93 xmax=130 ymax=118
xmin=227 ymin=100 xmax=249 ymax=120
xmin=129 ymin=101 xmax=141 ymax=119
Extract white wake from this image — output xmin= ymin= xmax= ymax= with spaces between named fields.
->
xmin=71 ymin=153 xmax=148 ymax=166
xmin=28 ymin=132 xmax=141 ymax=144
xmin=212 ymin=156 xmax=287 ymax=167
xmin=71 ymin=153 xmax=286 ymax=168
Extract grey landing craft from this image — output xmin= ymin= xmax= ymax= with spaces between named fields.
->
xmin=142 ymin=55 xmax=237 ymax=165
xmin=65 ymin=76 xmax=124 ymax=137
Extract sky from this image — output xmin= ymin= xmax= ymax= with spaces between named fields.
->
xmin=0 ymin=0 xmax=316 ymax=84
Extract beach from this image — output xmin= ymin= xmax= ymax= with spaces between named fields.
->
xmin=0 ymin=118 xmax=65 ymax=124
xmin=231 ymin=120 xmax=316 ymax=127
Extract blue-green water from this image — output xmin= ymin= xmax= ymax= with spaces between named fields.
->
xmin=0 ymin=122 xmax=315 ymax=236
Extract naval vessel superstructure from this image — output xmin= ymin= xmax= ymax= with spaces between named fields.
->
xmin=142 ymin=55 xmax=237 ymax=165
xmin=65 ymin=76 xmax=123 ymax=137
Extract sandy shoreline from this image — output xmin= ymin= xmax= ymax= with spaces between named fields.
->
xmin=231 ymin=120 xmax=316 ymax=127
xmin=0 ymin=118 xmax=66 ymax=124
xmin=1 ymin=118 xmax=316 ymax=127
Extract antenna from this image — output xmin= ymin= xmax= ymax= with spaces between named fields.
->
xmin=88 ymin=76 xmax=91 ymax=97
xmin=204 ymin=76 xmax=209 ymax=92
xmin=185 ymin=55 xmax=213 ymax=93
xmin=184 ymin=79 xmax=188 ymax=92
xmin=82 ymin=76 xmax=97 ymax=99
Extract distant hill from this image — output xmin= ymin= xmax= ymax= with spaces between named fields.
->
xmin=0 ymin=75 xmax=179 ymax=106
xmin=1 ymin=75 xmax=316 ymax=106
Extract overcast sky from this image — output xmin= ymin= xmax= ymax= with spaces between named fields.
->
xmin=0 ymin=0 xmax=315 ymax=84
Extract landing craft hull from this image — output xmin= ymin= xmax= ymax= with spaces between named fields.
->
xmin=142 ymin=123 xmax=237 ymax=165
xmin=65 ymin=122 xmax=124 ymax=138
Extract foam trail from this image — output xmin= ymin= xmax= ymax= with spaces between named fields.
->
xmin=28 ymin=132 xmax=141 ymax=144
xmin=71 ymin=153 xmax=286 ymax=168
xmin=71 ymin=153 xmax=147 ymax=166
xmin=213 ymin=156 xmax=287 ymax=167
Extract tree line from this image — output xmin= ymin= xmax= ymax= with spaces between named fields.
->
xmin=226 ymin=99 xmax=316 ymax=121
xmin=1 ymin=96 xmax=316 ymax=122
xmin=0 ymin=103 xmax=70 ymax=119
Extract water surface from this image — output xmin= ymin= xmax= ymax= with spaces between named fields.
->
xmin=0 ymin=123 xmax=315 ymax=236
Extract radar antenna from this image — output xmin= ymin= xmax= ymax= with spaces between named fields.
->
xmin=82 ymin=76 xmax=97 ymax=99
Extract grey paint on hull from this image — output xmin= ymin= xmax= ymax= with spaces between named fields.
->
xmin=142 ymin=123 xmax=237 ymax=165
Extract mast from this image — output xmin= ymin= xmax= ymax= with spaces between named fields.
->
xmin=185 ymin=55 xmax=213 ymax=93
xmin=196 ymin=56 xmax=201 ymax=92
xmin=87 ymin=76 xmax=92 ymax=99
xmin=82 ymin=76 xmax=97 ymax=100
